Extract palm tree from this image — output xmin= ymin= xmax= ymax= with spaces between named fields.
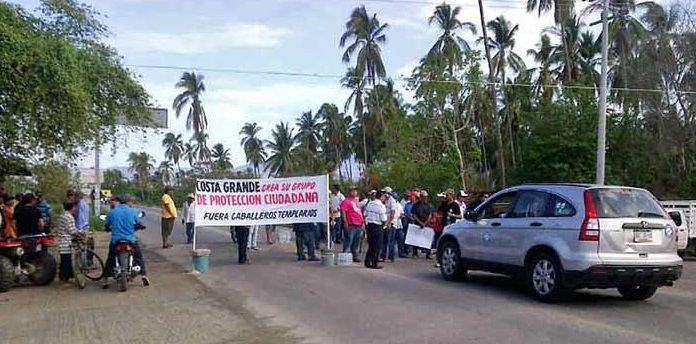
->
xmin=428 ymin=2 xmax=477 ymax=75
xmin=583 ymin=1 xmax=653 ymax=109
xmin=183 ymin=142 xmax=195 ymax=168
xmin=340 ymin=6 xmax=389 ymax=170
xmin=340 ymin=6 xmax=389 ymax=87
xmin=127 ymin=152 xmax=155 ymax=186
xmin=527 ymin=34 xmax=555 ymax=101
xmin=341 ymin=67 xmax=367 ymax=165
xmin=239 ymin=122 xmax=267 ymax=176
xmin=318 ymin=103 xmax=352 ymax=179
xmin=485 ymin=16 xmax=525 ymax=169
xmin=162 ymin=132 xmax=184 ymax=175
xmin=295 ymin=111 xmax=323 ymax=173
xmin=211 ymin=143 xmax=233 ymax=172
xmin=265 ymin=121 xmax=295 ymax=177
xmin=190 ymin=132 xmax=211 ymax=171
xmin=103 ymin=169 xmax=123 ymax=187
xmin=477 ymin=0 xmax=504 ymax=187
xmin=544 ymin=16 xmax=594 ymax=84
xmin=173 ymin=72 xmax=207 ymax=134
xmin=486 ymin=16 xmax=526 ymax=83
xmin=158 ymin=160 xmax=174 ymax=186
xmin=526 ymin=0 xmax=577 ymax=82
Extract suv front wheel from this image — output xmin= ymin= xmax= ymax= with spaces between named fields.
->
xmin=528 ymin=253 xmax=567 ymax=303
xmin=439 ymin=240 xmax=467 ymax=281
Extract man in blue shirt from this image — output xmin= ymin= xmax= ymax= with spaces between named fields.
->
xmin=36 ymin=192 xmax=52 ymax=232
xmin=103 ymin=194 xmax=149 ymax=288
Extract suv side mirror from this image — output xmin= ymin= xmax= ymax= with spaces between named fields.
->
xmin=669 ymin=211 xmax=682 ymax=226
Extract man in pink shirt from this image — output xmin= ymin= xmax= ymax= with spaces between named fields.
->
xmin=340 ymin=187 xmax=364 ymax=263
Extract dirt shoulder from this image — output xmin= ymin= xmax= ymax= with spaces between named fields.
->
xmin=0 ymin=232 xmax=295 ymax=344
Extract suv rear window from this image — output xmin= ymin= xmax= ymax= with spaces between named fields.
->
xmin=590 ymin=188 xmax=666 ymax=219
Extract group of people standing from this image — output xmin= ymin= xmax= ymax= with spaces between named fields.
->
xmin=330 ymin=185 xmax=489 ymax=269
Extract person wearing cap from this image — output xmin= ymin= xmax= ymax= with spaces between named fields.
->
xmin=410 ymin=190 xmax=435 ymax=259
xmin=456 ymin=190 xmax=468 ymax=221
xmin=161 ymin=186 xmax=178 ymax=249
xmin=103 ymin=194 xmax=150 ymax=288
xmin=363 ymin=191 xmax=388 ymax=269
xmin=379 ymin=187 xmax=398 ymax=262
xmin=182 ymin=193 xmax=196 ymax=244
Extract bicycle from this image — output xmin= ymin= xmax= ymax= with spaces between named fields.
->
xmin=71 ymin=231 xmax=105 ymax=289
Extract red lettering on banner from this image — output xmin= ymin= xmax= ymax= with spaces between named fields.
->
xmin=263 ymin=192 xmax=319 ymax=205
xmin=291 ymin=182 xmax=316 ymax=191
xmin=197 ymin=194 xmax=208 ymax=205
xmin=208 ymin=194 xmax=263 ymax=206
xmin=261 ymin=183 xmax=279 ymax=192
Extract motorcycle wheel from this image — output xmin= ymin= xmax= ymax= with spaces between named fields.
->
xmin=27 ymin=252 xmax=57 ymax=286
xmin=117 ymin=253 xmax=129 ymax=292
xmin=0 ymin=256 xmax=14 ymax=292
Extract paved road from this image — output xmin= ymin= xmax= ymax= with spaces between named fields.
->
xmin=0 ymin=231 xmax=293 ymax=344
xmin=137 ymin=208 xmax=696 ymax=344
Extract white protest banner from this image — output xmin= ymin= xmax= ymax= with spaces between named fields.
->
xmin=194 ymin=175 xmax=329 ymax=227
xmin=405 ymin=224 xmax=435 ymax=249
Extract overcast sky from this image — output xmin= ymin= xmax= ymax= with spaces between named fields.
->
xmin=14 ymin=0 xmax=668 ymax=170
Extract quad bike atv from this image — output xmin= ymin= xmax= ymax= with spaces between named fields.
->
xmin=0 ymin=234 xmax=58 ymax=292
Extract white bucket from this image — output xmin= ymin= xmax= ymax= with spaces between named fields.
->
xmin=337 ymin=253 xmax=353 ymax=266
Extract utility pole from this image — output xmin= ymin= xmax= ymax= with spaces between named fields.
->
xmin=94 ymin=146 xmax=101 ymax=216
xmin=596 ymin=0 xmax=610 ymax=185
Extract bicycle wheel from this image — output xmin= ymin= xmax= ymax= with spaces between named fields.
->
xmin=72 ymin=252 xmax=86 ymax=290
xmin=84 ymin=249 xmax=105 ymax=281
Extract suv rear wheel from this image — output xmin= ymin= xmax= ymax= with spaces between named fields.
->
xmin=528 ymin=253 xmax=566 ymax=303
xmin=617 ymin=285 xmax=658 ymax=301
xmin=439 ymin=240 xmax=467 ymax=281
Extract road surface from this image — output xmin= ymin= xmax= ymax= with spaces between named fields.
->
xmin=137 ymin=208 xmax=696 ymax=344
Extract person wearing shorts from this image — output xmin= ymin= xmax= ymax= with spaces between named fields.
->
xmin=161 ymin=186 xmax=177 ymax=248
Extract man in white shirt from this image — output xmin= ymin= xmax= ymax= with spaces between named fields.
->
xmin=330 ymin=184 xmax=346 ymax=245
xmin=182 ymin=193 xmax=196 ymax=244
xmin=363 ymin=191 xmax=388 ymax=269
xmin=456 ymin=190 xmax=468 ymax=222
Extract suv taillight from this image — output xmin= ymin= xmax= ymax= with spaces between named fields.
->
xmin=580 ymin=189 xmax=600 ymax=242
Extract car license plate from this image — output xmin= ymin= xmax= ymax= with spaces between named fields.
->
xmin=633 ymin=230 xmax=652 ymax=243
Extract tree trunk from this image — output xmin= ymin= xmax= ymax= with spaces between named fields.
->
xmin=478 ymin=0 xmax=505 ymax=188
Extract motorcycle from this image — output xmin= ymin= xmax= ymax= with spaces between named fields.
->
xmin=99 ymin=210 xmax=146 ymax=292
xmin=0 ymin=233 xmax=57 ymax=292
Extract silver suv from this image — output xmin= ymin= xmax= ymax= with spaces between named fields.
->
xmin=436 ymin=183 xmax=683 ymax=303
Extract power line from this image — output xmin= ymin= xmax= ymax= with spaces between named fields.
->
xmin=127 ymin=64 xmax=696 ymax=95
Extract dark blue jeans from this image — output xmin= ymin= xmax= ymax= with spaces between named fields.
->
xmin=185 ymin=222 xmax=194 ymax=244
xmin=381 ymin=227 xmax=396 ymax=260
xmin=395 ymin=228 xmax=406 ymax=257
xmin=315 ymin=222 xmax=326 ymax=249
xmin=342 ymin=225 xmax=361 ymax=259
xmin=331 ymin=219 xmax=343 ymax=244
xmin=295 ymin=230 xmax=316 ymax=259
